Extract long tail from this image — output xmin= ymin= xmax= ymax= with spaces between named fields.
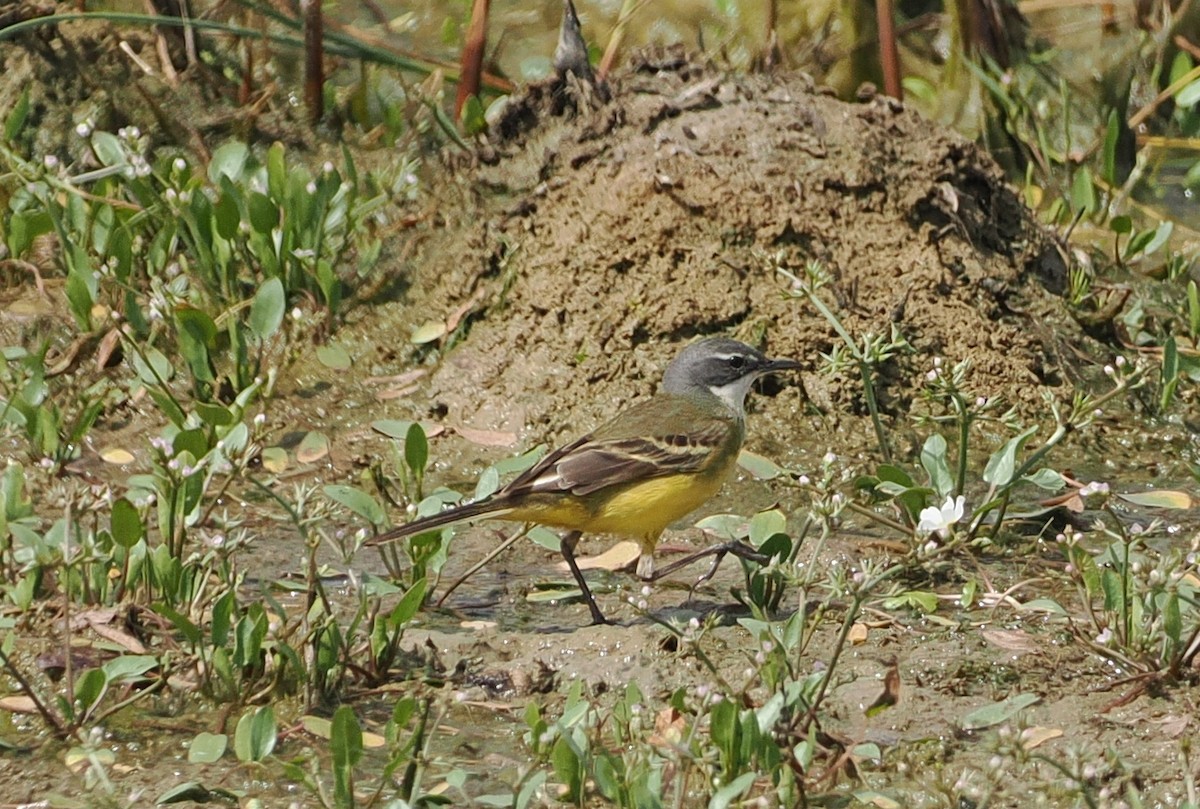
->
xmin=366 ymin=497 xmax=515 ymax=546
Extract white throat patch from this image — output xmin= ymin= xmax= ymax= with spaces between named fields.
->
xmin=708 ymin=376 xmax=757 ymax=415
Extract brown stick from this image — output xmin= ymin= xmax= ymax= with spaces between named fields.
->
xmin=875 ymin=0 xmax=902 ymax=99
xmin=455 ymin=0 xmax=490 ymax=121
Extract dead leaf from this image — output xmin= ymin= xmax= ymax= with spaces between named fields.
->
xmin=981 ymin=629 xmax=1041 ymax=655
xmin=562 ymin=541 xmax=640 ymax=572
xmin=364 ymin=368 xmax=427 ymax=387
xmin=95 ymin=328 xmax=122 ymax=370
xmin=1039 ymin=491 xmax=1085 ymax=512
xmin=848 ymin=622 xmax=869 ymax=645
xmin=455 ymin=425 xmax=518 ymax=448
xmin=71 ymin=608 xmax=119 ymax=628
xmin=295 ymin=431 xmax=330 ymax=464
xmin=1019 ymin=726 xmax=1063 ymax=749
xmin=261 ymin=447 xmax=288 ymax=473
xmin=375 ymin=384 xmax=422 ymax=401
xmin=445 ymin=288 xmax=487 ymax=333
xmin=89 ymin=622 xmax=147 ymax=654
xmin=100 ymin=447 xmax=135 ymax=465
xmin=1116 ymin=490 xmax=1192 ymax=510
xmin=648 ymin=707 xmax=686 ymax=746
xmin=1150 ymin=714 xmax=1190 ymax=739
xmin=411 ymin=320 xmax=447 ymax=344
xmin=0 ymin=696 xmax=38 ymax=713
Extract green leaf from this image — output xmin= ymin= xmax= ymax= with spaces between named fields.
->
xmin=881 ymin=590 xmax=938 ymax=613
xmin=1161 ymin=334 xmax=1180 ymax=411
xmin=388 ymin=578 xmax=427 ymax=627
xmin=371 ymin=419 xmax=413 ymax=439
xmin=852 ymin=790 xmax=900 ymax=809
xmin=173 ymin=428 xmax=210 ymax=461
xmin=982 ymin=426 xmax=1038 ymax=487
xmin=737 ymin=449 xmax=783 ymax=480
xmin=248 ymin=277 xmax=286 ymax=340
xmin=514 ymin=770 xmax=547 ymax=809
xmin=1070 ymin=168 xmax=1096 ymax=216
xmin=473 ymin=466 xmax=500 ymax=500
xmin=233 ymin=705 xmax=276 ymax=762
xmin=1114 ymin=489 xmax=1192 ymax=510
xmin=749 ymin=509 xmax=786 ymax=547
xmin=920 ymin=434 xmax=953 ymax=498
xmin=316 ymin=344 xmax=352 ymax=370
xmin=101 ymin=655 xmax=158 ymax=681
xmin=709 ymin=771 xmax=756 ymax=809
xmin=267 ymin=142 xmax=287 ymax=201
xmin=90 ymin=131 xmax=126 ymax=168
xmin=1177 ymin=77 xmax=1200 ymax=107
xmin=195 ymin=402 xmax=235 ymax=427
xmin=1188 ymin=281 xmax=1199 ymax=340
xmin=147 ymin=388 xmax=186 ymax=428
xmin=331 ymin=705 xmax=363 ymax=808
xmin=875 ymin=464 xmax=915 ymax=489
xmin=1109 ymin=215 xmax=1132 ymax=235
xmin=4 ymin=88 xmax=30 ymax=142
xmin=1143 ymin=220 xmax=1174 ymax=256
xmin=960 ymin=693 xmax=1040 ymax=730
xmin=110 ymin=497 xmax=144 ymax=548
xmin=551 ymin=737 xmax=582 ymax=803
xmin=213 ymin=187 xmax=241 ymax=240
xmin=1023 ymin=468 xmax=1063 ymax=490
xmin=72 ymin=668 xmax=108 ymax=718
xmin=460 ymin=94 xmax=487 ymax=135
xmin=1018 ymin=597 xmax=1069 ymax=615
xmin=156 ymin=782 xmax=218 ymax=804
xmin=187 ymin=732 xmax=228 ymax=764
xmin=694 ymin=513 xmax=749 ymax=542
xmin=323 ymin=484 xmax=386 ymax=525
xmin=404 ymin=422 xmax=428 ymax=476
xmin=208 ymin=141 xmax=249 ymax=183
xmin=247 ymin=191 xmax=280 ymax=234
xmin=1164 ymin=592 xmax=1182 ymax=649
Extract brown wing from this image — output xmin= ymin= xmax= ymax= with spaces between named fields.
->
xmin=503 ymin=417 xmax=734 ymax=499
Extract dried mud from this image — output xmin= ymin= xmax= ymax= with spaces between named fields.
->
xmin=1 ymin=27 xmax=1194 ymax=807
xmin=376 ymin=50 xmax=1079 ymax=468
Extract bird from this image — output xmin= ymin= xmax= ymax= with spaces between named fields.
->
xmin=367 ymin=337 xmax=800 ymax=624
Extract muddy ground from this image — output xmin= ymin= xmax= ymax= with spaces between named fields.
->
xmin=0 ymin=19 xmax=1196 ymax=808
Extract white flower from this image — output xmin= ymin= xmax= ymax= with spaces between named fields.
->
xmin=917 ymin=495 xmax=965 ymax=538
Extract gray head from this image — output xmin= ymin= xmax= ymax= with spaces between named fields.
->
xmin=661 ymin=337 xmax=800 ymax=415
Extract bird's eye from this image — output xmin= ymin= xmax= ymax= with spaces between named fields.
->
xmin=729 ymin=355 xmax=746 ymax=370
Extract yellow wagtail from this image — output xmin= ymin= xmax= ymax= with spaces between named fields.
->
xmin=368 ymin=337 xmax=800 ymax=624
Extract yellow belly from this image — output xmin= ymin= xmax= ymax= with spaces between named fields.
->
xmin=506 ymin=470 xmax=729 ymax=543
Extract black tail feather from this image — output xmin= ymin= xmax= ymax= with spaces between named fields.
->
xmin=366 ymin=497 xmax=512 ymax=546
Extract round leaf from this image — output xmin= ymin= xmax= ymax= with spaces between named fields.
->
xmin=187 ymin=732 xmax=227 ymax=764
xmin=249 ymin=278 xmax=286 ymax=340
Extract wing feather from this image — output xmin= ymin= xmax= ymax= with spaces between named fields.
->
xmin=507 ymin=420 xmax=733 ymax=498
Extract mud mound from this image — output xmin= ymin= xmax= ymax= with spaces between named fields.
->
xmin=387 ymin=54 xmax=1074 ymax=457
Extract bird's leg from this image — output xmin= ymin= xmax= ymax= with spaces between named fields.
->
xmin=559 ymin=531 xmax=609 ymax=625
xmin=643 ymin=540 xmax=772 ymax=585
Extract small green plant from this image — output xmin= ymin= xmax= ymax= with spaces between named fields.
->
xmin=772 ymin=257 xmax=911 ymax=462
xmin=1052 ymin=503 xmax=1200 ymax=679
xmin=0 ymin=344 xmax=108 ymax=470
